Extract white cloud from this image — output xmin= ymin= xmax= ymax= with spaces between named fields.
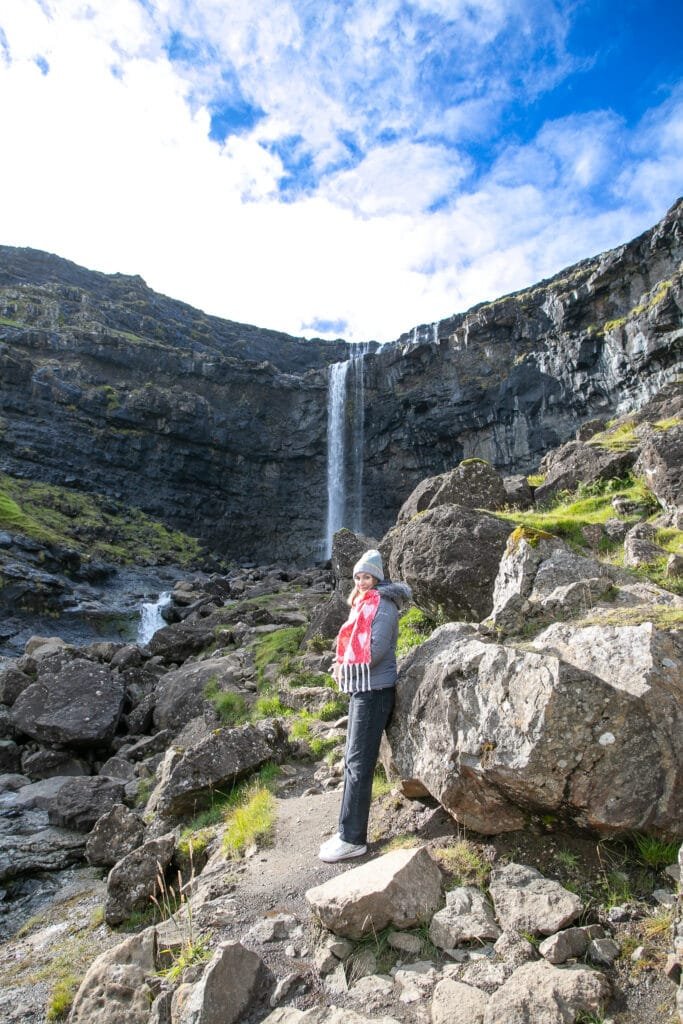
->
xmin=0 ymin=0 xmax=680 ymax=346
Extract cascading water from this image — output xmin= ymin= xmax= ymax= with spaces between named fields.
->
xmin=350 ymin=342 xmax=370 ymax=533
xmin=324 ymin=344 xmax=369 ymax=557
xmin=324 ymin=359 xmax=350 ymax=557
xmin=137 ymin=591 xmax=171 ymax=645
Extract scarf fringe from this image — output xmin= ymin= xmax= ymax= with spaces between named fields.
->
xmin=339 ymin=662 xmax=371 ymax=693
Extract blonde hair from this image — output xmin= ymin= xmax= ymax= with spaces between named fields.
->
xmin=346 ymin=577 xmax=379 ymax=606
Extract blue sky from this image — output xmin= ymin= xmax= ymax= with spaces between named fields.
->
xmin=0 ymin=1 xmax=681 ymax=342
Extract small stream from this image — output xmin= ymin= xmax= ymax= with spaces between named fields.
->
xmin=0 ymin=566 xmax=186 ymax=661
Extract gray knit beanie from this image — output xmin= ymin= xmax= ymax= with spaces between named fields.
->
xmin=353 ymin=549 xmax=384 ymax=581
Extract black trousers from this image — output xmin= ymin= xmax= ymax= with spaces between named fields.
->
xmin=338 ymin=686 xmax=395 ymax=845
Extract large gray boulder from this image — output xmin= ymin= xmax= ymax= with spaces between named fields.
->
xmin=305 ymin=846 xmax=442 ymax=939
xmin=11 ymin=659 xmax=125 ymax=746
xmin=105 ymin=833 xmax=176 ymax=926
xmin=386 ymin=506 xmax=512 ymax=621
xmin=177 ymin=941 xmax=271 ymax=1024
xmin=489 ymin=533 xmax=615 ymax=633
xmin=0 ymin=664 xmax=32 ymax=706
xmin=397 ymin=460 xmax=508 ymax=524
xmin=482 ymin=960 xmax=609 ymax=1024
xmin=634 ymin=422 xmax=683 ymax=511
xmin=47 ymin=776 xmax=127 ymax=832
xmin=386 ymin=619 xmax=683 ymax=837
xmin=534 ymin=439 xmax=636 ymax=503
xmin=489 ymin=863 xmax=583 ymax=935
xmin=86 ymin=804 xmax=146 ymax=867
xmin=152 ymin=653 xmax=247 ymax=733
xmin=68 ymin=927 xmax=157 ymax=1024
xmin=153 ymin=720 xmax=286 ymax=818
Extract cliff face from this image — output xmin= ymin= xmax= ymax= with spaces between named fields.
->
xmin=1 ymin=200 xmax=681 ymax=562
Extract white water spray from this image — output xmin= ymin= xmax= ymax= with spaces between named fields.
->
xmin=137 ymin=591 xmax=171 ymax=645
xmin=324 ymin=359 xmax=350 ymax=557
xmin=324 ymin=345 xmax=370 ymax=556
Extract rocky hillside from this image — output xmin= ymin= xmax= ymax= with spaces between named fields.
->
xmin=0 ymin=386 xmax=681 ymax=1024
xmin=1 ymin=199 xmax=681 ymax=562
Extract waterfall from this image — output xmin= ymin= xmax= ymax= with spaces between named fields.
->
xmin=350 ymin=343 xmax=370 ymax=533
xmin=324 ymin=344 xmax=368 ymax=557
xmin=137 ymin=591 xmax=171 ymax=645
xmin=324 ymin=359 xmax=350 ymax=557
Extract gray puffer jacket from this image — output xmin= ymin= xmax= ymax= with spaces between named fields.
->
xmin=368 ymin=581 xmax=413 ymax=690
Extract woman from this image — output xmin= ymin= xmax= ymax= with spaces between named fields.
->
xmin=319 ymin=548 xmax=412 ymax=863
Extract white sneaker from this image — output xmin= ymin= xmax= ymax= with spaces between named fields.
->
xmin=318 ymin=834 xmax=367 ymax=862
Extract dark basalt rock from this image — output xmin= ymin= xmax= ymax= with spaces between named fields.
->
xmin=0 ymin=200 xmax=681 ymax=564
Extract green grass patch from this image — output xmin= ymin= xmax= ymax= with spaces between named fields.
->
xmin=496 ymin=475 xmax=659 ymax=549
xmin=203 ymin=680 xmax=248 ymax=725
xmin=433 ymin=839 xmax=491 ymax=888
xmin=631 ymin=833 xmax=681 ymax=870
xmin=653 ymin=416 xmax=681 ymax=431
xmin=222 ymin=784 xmax=276 ymax=858
xmin=289 ymin=670 xmax=334 ymax=688
xmin=586 ymin=420 xmax=638 ymax=452
xmin=371 ymin=764 xmax=393 ymax=801
xmin=46 ymin=975 xmax=80 ymax=1021
xmin=318 ymin=694 xmax=348 ymax=721
xmin=0 ymin=472 xmax=202 ymax=566
xmin=397 ymin=606 xmax=438 ymax=657
xmin=526 ymin=473 xmax=546 ymax=487
xmin=252 ymin=694 xmax=293 ymax=719
xmin=575 ymin=606 xmax=683 ymax=630
xmin=252 ymin=626 xmax=305 ymax=683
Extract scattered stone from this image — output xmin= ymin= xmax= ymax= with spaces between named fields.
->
xmin=493 ymin=930 xmax=538 ymax=968
xmin=539 ymin=925 xmax=605 ymax=964
xmin=652 ymin=889 xmax=677 ymax=906
xmin=177 ymin=941 xmax=271 ymax=1024
xmin=387 ymin=930 xmax=422 ymax=954
xmin=432 ymin=978 xmax=489 ymax=1024
xmin=489 ymin=863 xmax=583 ymax=936
xmin=393 ymin=960 xmax=439 ymax=1002
xmin=482 ymin=960 xmax=609 ymax=1024
xmin=21 ymin=747 xmax=90 ymax=780
xmin=459 ymin=960 xmax=508 ymax=992
xmin=270 ymin=971 xmax=304 ymax=1007
xmin=245 ymin=913 xmax=301 ymax=943
xmin=587 ymin=937 xmax=621 ymax=966
xmin=430 ymin=886 xmax=501 ymax=950
xmin=69 ymin=926 xmax=158 ymax=1024
xmin=305 ymin=846 xmax=442 ymax=940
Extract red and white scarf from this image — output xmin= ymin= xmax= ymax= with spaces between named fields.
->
xmin=335 ymin=588 xmax=381 ymax=693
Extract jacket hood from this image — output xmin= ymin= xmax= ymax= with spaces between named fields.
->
xmin=376 ymin=580 xmax=412 ymax=610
